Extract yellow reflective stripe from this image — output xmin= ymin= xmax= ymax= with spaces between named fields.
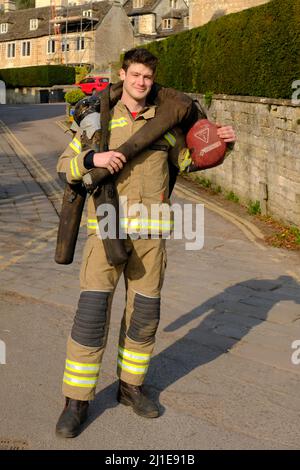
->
xmin=63 ymin=379 xmax=97 ymax=388
xmin=87 ymin=218 xmax=174 ymax=232
xmin=70 ymin=158 xmax=76 ymax=178
xmin=73 ymin=156 xmax=80 ymax=177
xmin=117 ymin=358 xmax=149 ymax=375
xmin=120 ymin=218 xmax=174 ymax=229
xmin=69 ymin=138 xmax=82 ymax=154
xmin=109 ymin=117 xmax=128 ymax=130
xmin=65 ymin=359 xmax=100 ymax=374
xmin=109 ymin=117 xmax=128 ymax=124
xmin=74 ymin=156 xmax=81 ymax=177
xmin=118 ymin=346 xmax=150 ymax=364
xmin=63 ymin=372 xmax=98 ymax=388
xmin=164 ymin=132 xmax=176 ymax=147
xmin=70 ymin=159 xmax=77 ymax=179
xmin=87 ymin=218 xmax=98 ymax=230
xmin=179 ymin=149 xmax=192 ymax=173
xmin=70 ymin=157 xmax=81 ymax=179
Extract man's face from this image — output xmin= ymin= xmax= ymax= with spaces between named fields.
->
xmin=120 ymin=63 xmax=154 ymax=103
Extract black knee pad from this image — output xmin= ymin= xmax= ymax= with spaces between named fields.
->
xmin=127 ymin=293 xmax=160 ymax=342
xmin=71 ymin=291 xmax=110 ymax=347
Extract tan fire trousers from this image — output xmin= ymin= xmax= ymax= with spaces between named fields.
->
xmin=62 ymin=234 xmax=167 ymax=401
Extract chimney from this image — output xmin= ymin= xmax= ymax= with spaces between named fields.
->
xmin=4 ymin=0 xmax=16 ymax=12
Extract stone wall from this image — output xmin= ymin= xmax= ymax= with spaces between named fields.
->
xmin=6 ymin=87 xmax=41 ymax=104
xmin=6 ymin=86 xmax=69 ymax=103
xmin=190 ymin=0 xmax=270 ymax=28
xmin=191 ymin=93 xmax=300 ymax=227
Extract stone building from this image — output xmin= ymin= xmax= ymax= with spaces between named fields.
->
xmin=124 ymin=0 xmax=189 ymax=44
xmin=0 ymin=1 xmax=134 ymax=70
xmin=35 ymin=0 xmax=128 ymax=6
xmin=189 ymin=0 xmax=270 ymax=28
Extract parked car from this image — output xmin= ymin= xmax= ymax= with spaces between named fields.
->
xmin=75 ymin=76 xmax=109 ymax=95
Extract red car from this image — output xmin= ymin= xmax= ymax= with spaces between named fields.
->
xmin=76 ymin=76 xmax=109 ymax=95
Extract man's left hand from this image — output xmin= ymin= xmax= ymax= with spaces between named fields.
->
xmin=216 ymin=124 xmax=236 ymax=143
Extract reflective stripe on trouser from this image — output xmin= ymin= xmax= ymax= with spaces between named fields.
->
xmin=62 ymin=336 xmax=104 ymax=401
xmin=62 ymin=289 xmax=114 ymax=401
xmin=117 ymin=290 xmax=161 ymax=385
xmin=62 ymin=234 xmax=167 ymax=399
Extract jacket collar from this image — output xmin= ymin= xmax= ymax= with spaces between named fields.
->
xmin=115 ymin=100 xmax=156 ymax=120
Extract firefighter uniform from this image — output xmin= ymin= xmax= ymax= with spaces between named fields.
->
xmin=57 ymin=101 xmax=185 ymax=401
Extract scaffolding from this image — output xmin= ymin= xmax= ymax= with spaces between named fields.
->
xmin=48 ymin=2 xmax=96 ymax=67
xmin=49 ymin=0 xmax=63 ymax=64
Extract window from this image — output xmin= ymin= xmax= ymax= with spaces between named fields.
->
xmin=169 ymin=0 xmax=177 ymax=8
xmin=30 ymin=19 xmax=38 ymax=31
xmin=62 ymin=40 xmax=70 ymax=52
xmin=79 ymin=78 xmax=95 ymax=84
xmin=47 ymin=39 xmax=55 ymax=54
xmin=133 ymin=0 xmax=144 ymax=8
xmin=183 ymin=16 xmax=189 ymax=28
xmin=162 ymin=19 xmax=172 ymax=29
xmin=22 ymin=41 xmax=31 ymax=57
xmin=7 ymin=42 xmax=15 ymax=58
xmin=83 ymin=9 xmax=92 ymax=17
xmin=76 ymin=37 xmax=85 ymax=50
xmin=131 ymin=16 xmax=138 ymax=32
xmin=0 ymin=23 xmax=8 ymax=34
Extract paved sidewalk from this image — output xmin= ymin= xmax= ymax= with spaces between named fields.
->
xmin=1 ymin=127 xmax=300 ymax=450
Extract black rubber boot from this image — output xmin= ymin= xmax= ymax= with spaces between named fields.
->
xmin=117 ymin=380 xmax=159 ymax=418
xmin=55 ymin=398 xmax=89 ymax=438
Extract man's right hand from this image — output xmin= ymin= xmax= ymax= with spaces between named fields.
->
xmin=93 ymin=151 xmax=126 ymax=174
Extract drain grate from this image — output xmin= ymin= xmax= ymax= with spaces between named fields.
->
xmin=0 ymin=438 xmax=29 ymax=450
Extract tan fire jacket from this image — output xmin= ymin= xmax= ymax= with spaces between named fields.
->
xmin=57 ymin=101 xmax=188 ymax=237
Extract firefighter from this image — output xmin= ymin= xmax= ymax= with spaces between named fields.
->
xmin=55 ymin=48 xmax=236 ymax=438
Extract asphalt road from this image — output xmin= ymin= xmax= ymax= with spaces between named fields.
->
xmin=0 ymin=103 xmax=70 ymax=187
xmin=1 ymin=104 xmax=300 ymax=450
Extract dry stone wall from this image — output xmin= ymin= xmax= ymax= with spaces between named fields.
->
xmin=192 ymin=93 xmax=300 ymax=227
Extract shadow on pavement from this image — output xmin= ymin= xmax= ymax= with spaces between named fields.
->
xmin=85 ymin=275 xmax=300 ymax=429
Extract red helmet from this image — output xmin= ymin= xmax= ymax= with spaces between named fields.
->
xmin=186 ymin=119 xmax=227 ymax=170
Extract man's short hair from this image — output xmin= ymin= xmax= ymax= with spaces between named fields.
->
xmin=122 ymin=48 xmax=158 ymax=74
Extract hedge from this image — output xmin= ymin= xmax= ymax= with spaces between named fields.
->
xmin=144 ymin=0 xmax=300 ymax=99
xmin=0 ymin=65 xmax=75 ymax=88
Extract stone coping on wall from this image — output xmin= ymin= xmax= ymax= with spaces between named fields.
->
xmin=189 ymin=93 xmax=300 ymax=108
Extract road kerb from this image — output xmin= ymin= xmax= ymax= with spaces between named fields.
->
xmin=174 ymin=182 xmax=266 ymax=250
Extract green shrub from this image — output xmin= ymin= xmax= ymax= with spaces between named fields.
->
xmin=213 ymin=185 xmax=222 ymax=194
xmin=0 ymin=65 xmax=75 ymax=88
xmin=248 ymin=200 xmax=261 ymax=215
xmin=195 ymin=175 xmax=212 ymax=188
xmin=204 ymin=91 xmax=214 ymax=108
xmin=64 ymin=88 xmax=86 ymax=105
xmin=226 ymin=191 xmax=239 ymax=203
xmin=143 ymin=0 xmax=300 ymax=99
xmin=290 ymin=226 xmax=300 ymax=244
